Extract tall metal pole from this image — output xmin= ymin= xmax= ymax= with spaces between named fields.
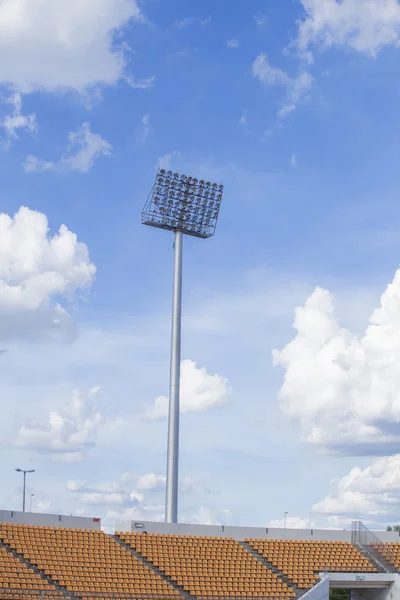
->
xmin=165 ymin=230 xmax=183 ymax=524
xmin=22 ymin=472 xmax=26 ymax=513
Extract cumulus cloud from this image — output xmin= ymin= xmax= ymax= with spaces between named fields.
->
xmin=252 ymin=54 xmax=313 ymax=119
xmin=297 ymin=0 xmax=400 ymax=59
xmin=312 ymin=454 xmax=400 ymax=519
xmin=1 ymin=93 xmax=37 ymax=145
xmin=67 ymin=477 xmax=145 ymax=506
xmin=25 ymin=122 xmax=112 ymax=174
xmin=136 ymin=473 xmax=166 ymax=492
xmin=143 ymin=359 xmax=231 ymax=421
xmin=0 ymin=207 xmax=95 ymax=341
xmin=268 ymin=516 xmax=311 ymax=529
xmin=273 ymin=268 xmax=400 ymax=453
xmin=227 ymin=39 xmax=239 ymax=48
xmin=13 ymin=387 xmax=105 ymax=460
xmin=0 ymin=0 xmax=147 ymax=94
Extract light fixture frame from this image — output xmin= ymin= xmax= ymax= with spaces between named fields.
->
xmin=142 ymin=169 xmax=224 ymax=239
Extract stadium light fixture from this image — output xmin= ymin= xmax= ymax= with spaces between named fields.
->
xmin=15 ymin=468 xmax=35 ymax=513
xmin=142 ymin=169 xmax=224 ymax=524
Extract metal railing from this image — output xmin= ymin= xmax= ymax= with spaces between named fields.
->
xmin=351 ymin=521 xmax=398 ymax=573
xmin=0 ymin=593 xmax=291 ymax=600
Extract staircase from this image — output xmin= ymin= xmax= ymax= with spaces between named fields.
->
xmin=351 ymin=521 xmax=398 ymax=574
xmin=113 ymin=535 xmax=193 ymax=599
xmin=0 ymin=538 xmax=77 ymax=598
xmin=238 ymin=540 xmax=304 ymax=597
xmin=353 ymin=542 xmax=387 ymax=573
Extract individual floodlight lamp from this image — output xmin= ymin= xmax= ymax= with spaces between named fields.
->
xmin=142 ymin=170 xmax=224 ymax=524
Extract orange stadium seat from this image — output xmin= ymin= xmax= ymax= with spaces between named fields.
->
xmin=117 ymin=532 xmax=296 ymax=598
xmin=0 ymin=524 xmax=181 ymax=598
xmin=245 ymin=539 xmax=376 ymax=589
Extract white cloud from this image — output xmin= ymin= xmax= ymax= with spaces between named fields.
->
xmin=227 ymin=39 xmax=239 ymax=48
xmin=175 ymin=17 xmax=211 ymax=30
xmin=273 ymin=268 xmax=400 ymax=453
xmin=0 ymin=0 xmax=147 ymax=94
xmin=24 ymin=156 xmax=55 ymax=173
xmin=254 ymin=13 xmax=267 ymax=27
xmin=26 ymin=122 xmax=112 ymax=174
xmin=135 ymin=472 xmax=212 ymax=494
xmin=312 ymin=454 xmax=400 ymax=519
xmin=291 ymin=154 xmax=297 ymax=168
xmin=268 ymin=516 xmax=311 ymax=529
xmin=125 ymin=75 xmax=155 ymax=90
xmin=239 ymin=111 xmax=248 ymax=126
xmin=0 ymin=206 xmax=96 ymax=341
xmin=61 ymin=122 xmax=112 ymax=172
xmin=182 ymin=506 xmax=234 ymax=526
xmin=68 ymin=479 xmax=144 ymax=506
xmin=135 ymin=113 xmax=152 ymax=145
xmin=156 ymin=151 xmax=182 ymax=171
xmin=143 ymin=359 xmax=231 ymax=421
xmin=1 ymin=93 xmax=37 ymax=144
xmin=297 ymin=0 xmax=400 ymax=58
xmin=252 ymin=54 xmax=313 ymax=119
xmin=136 ymin=473 xmax=166 ymax=492
xmin=13 ymin=387 xmax=105 ymax=460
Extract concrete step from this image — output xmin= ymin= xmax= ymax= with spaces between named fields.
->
xmin=113 ymin=534 xmax=194 ymax=599
xmin=0 ymin=538 xmax=77 ymax=598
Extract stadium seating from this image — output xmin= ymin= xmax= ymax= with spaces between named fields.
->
xmin=377 ymin=543 xmax=400 ymax=569
xmin=0 ymin=544 xmax=55 ymax=595
xmin=117 ymin=532 xmax=296 ymax=598
xmin=245 ymin=539 xmax=376 ymax=589
xmin=0 ymin=524 xmax=181 ymax=598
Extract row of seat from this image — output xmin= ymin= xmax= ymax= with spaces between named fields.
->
xmin=246 ymin=539 xmax=376 ymax=588
xmin=0 ymin=524 xmax=181 ymax=598
xmin=117 ymin=532 xmax=295 ymax=598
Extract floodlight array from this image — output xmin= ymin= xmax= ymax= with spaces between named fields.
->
xmin=142 ymin=170 xmax=224 ymax=239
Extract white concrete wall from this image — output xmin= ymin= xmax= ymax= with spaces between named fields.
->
xmin=115 ymin=520 xmax=400 ymax=543
xmin=0 ymin=510 xmax=101 ymax=530
xmin=301 ymin=576 xmax=329 ymax=600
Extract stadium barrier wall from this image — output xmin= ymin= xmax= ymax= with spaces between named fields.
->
xmin=299 ymin=574 xmax=329 ymax=600
xmin=0 ymin=509 xmax=101 ymax=530
xmin=115 ymin=520 xmax=400 ymax=542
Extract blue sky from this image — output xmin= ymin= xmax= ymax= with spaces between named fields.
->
xmin=1 ymin=0 xmax=400 ymax=530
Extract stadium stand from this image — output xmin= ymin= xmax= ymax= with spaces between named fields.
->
xmin=0 ymin=519 xmax=397 ymax=600
xmin=117 ymin=532 xmax=296 ymax=598
xmin=379 ymin=543 xmax=400 ymax=570
xmin=0 ymin=544 xmax=55 ymax=595
xmin=245 ymin=539 xmax=376 ymax=589
xmin=0 ymin=523 xmax=181 ymax=598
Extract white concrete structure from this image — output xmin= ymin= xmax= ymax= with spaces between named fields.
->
xmin=0 ymin=509 xmax=101 ymax=530
xmin=115 ymin=519 xmax=400 ymax=543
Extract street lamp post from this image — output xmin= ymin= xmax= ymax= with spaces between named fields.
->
xmin=142 ymin=170 xmax=224 ymax=524
xmin=15 ymin=469 xmax=35 ymax=512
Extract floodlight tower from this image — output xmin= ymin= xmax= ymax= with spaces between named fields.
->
xmin=142 ymin=170 xmax=224 ymax=523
